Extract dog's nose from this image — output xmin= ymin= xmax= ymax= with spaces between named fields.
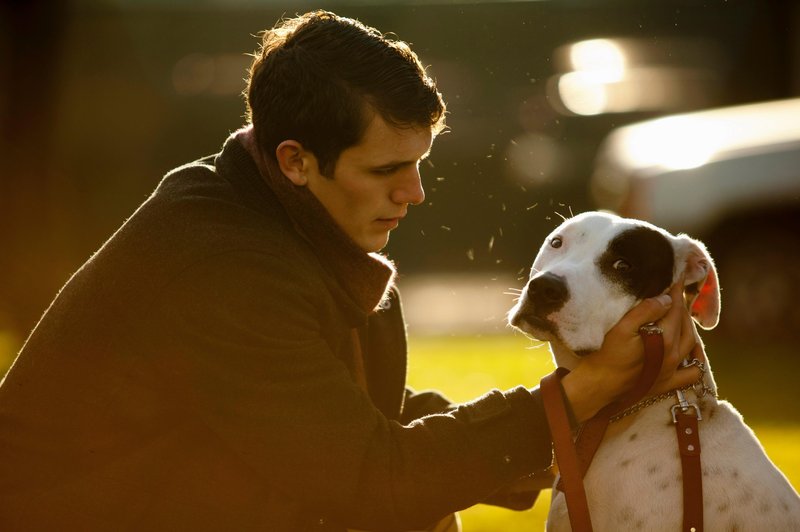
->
xmin=526 ymin=272 xmax=568 ymax=314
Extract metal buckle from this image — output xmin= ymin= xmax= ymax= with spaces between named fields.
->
xmin=671 ymin=389 xmax=702 ymax=424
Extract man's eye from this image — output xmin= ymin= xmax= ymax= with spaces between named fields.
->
xmin=374 ymin=166 xmax=397 ymax=176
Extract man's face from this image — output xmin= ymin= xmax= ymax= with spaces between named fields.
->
xmin=305 ymin=114 xmax=433 ymax=252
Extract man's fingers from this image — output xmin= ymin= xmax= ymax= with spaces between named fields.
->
xmin=656 ymin=277 xmax=693 ymax=368
xmin=667 ymin=277 xmax=685 ymax=321
xmin=652 ymin=360 xmax=700 ymax=395
xmin=620 ymin=293 xmax=672 ymax=333
xmin=673 ymin=354 xmax=705 ymax=389
xmin=678 ymin=303 xmax=698 ymax=359
xmin=651 ymin=337 xmax=707 ymax=396
xmin=666 ymin=279 xmax=697 ymax=362
xmin=659 ymin=277 xmax=686 ymax=339
xmin=691 ymin=337 xmax=707 ymax=363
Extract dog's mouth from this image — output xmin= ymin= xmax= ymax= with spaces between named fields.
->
xmin=511 ymin=306 xmax=604 ymax=358
xmin=510 ymin=312 xmax=557 ymax=339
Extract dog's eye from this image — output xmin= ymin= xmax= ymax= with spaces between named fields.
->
xmin=613 ymin=259 xmax=631 ymax=272
xmin=550 ymin=237 xmax=563 ymax=249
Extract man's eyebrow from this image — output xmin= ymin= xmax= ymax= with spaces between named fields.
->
xmin=372 ymin=151 xmax=431 ymax=168
xmin=374 ymin=160 xmax=415 ymax=169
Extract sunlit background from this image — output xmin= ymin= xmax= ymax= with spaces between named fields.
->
xmin=2 ymin=0 xmax=799 ymax=529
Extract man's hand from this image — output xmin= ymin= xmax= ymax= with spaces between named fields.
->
xmin=561 ymin=278 xmax=705 ymax=423
xmin=649 ymin=281 xmax=707 ymax=398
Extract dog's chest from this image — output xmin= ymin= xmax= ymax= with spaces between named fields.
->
xmin=553 ymin=411 xmax=687 ymax=531
xmin=547 ymin=399 xmax=800 ymax=531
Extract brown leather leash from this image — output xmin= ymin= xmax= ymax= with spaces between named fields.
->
xmin=540 ymin=324 xmax=704 ymax=532
xmin=672 ymin=389 xmax=704 ymax=532
xmin=541 ymin=366 xmax=593 ymax=531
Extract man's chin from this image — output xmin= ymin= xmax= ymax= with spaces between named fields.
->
xmin=357 ymin=233 xmax=390 ymax=253
xmin=356 ymin=236 xmax=389 ymax=253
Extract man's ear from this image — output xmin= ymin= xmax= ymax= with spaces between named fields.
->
xmin=275 ymin=140 xmax=311 ymax=186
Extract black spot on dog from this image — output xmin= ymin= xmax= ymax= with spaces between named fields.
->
xmin=658 ymin=480 xmax=670 ymax=491
xmin=717 ymin=502 xmax=730 ymax=514
xmin=738 ymin=489 xmax=754 ymax=505
xmin=647 ymin=464 xmax=660 ymax=476
xmin=597 ymin=227 xmax=674 ymax=299
xmin=628 ymin=432 xmax=638 ymax=442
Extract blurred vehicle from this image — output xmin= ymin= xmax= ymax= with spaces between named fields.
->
xmin=591 ymin=98 xmax=800 ymax=340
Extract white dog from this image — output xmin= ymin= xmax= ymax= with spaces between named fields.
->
xmin=508 ymin=211 xmax=800 ymax=531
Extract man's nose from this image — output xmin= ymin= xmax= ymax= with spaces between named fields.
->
xmin=391 ymin=168 xmax=425 ymax=206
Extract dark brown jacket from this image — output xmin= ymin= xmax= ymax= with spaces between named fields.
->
xmin=0 ymin=134 xmax=552 ymax=531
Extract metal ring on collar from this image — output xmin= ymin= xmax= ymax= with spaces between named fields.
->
xmin=681 ymin=358 xmax=707 ymax=375
xmin=681 ymin=358 xmax=710 ymax=397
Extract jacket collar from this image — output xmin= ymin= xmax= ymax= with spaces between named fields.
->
xmin=227 ymin=127 xmax=396 ymax=316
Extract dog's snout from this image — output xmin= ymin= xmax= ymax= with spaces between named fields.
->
xmin=526 ymin=273 xmax=568 ymax=314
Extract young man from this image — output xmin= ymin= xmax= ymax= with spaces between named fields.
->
xmin=0 ymin=11 xmax=702 ymax=531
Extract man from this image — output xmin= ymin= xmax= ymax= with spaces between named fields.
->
xmin=0 ymin=11 xmax=702 ymax=531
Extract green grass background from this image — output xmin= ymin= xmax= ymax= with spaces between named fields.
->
xmin=1 ymin=331 xmax=797 ymax=530
xmin=407 ymin=333 xmax=800 ymax=531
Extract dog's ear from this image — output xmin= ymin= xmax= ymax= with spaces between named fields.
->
xmin=675 ymin=235 xmax=721 ymax=329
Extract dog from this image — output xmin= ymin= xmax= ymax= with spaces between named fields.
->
xmin=508 ymin=211 xmax=800 ymax=531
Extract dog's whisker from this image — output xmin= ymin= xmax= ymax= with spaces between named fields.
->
xmin=525 ymin=341 xmax=547 ymax=350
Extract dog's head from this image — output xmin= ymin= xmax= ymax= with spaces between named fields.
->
xmin=508 ymin=211 xmax=720 ymax=363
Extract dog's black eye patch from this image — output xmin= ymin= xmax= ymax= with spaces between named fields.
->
xmin=596 ymin=227 xmax=674 ymax=299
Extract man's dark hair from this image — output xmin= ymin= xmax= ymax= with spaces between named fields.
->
xmin=245 ymin=11 xmax=446 ymax=176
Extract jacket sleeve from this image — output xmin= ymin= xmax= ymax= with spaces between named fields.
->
xmin=143 ymin=249 xmax=553 ymax=530
xmin=401 ymin=388 xmax=455 ymax=423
